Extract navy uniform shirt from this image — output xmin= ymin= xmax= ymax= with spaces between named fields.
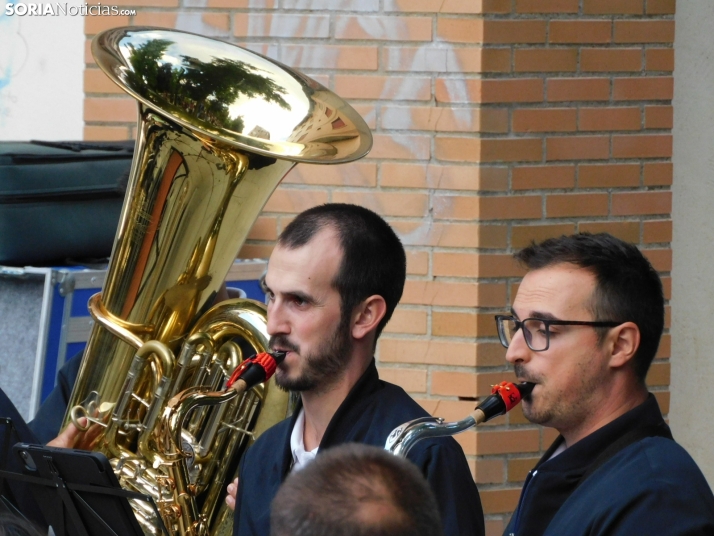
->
xmin=505 ymin=395 xmax=714 ymax=536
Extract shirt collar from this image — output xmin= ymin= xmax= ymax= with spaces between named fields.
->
xmin=536 ymin=393 xmax=670 ymax=474
xmin=289 ymin=408 xmax=318 ymax=472
xmin=280 ymin=359 xmax=381 ymax=478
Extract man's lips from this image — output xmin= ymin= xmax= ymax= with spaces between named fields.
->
xmin=268 ymin=335 xmax=299 ymax=355
xmin=517 ymin=378 xmax=537 ymax=385
xmin=271 ymin=347 xmax=296 ymax=356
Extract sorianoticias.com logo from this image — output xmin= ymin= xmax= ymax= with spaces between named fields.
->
xmin=4 ymin=3 xmax=136 ymax=15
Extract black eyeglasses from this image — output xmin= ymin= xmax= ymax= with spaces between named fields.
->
xmin=495 ymin=315 xmax=622 ymax=352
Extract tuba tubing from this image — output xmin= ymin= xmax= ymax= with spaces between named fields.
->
xmin=65 ymin=27 xmax=372 ymax=536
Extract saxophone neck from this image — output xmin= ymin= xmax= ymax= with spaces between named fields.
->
xmin=384 ymin=381 xmax=535 ymax=458
xmin=385 ymin=415 xmax=477 ymax=458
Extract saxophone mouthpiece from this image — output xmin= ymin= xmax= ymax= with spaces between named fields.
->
xmin=515 ymin=381 xmax=535 ymax=397
xmin=474 ymin=381 xmax=535 ymax=424
xmin=226 ymin=350 xmax=286 ymax=390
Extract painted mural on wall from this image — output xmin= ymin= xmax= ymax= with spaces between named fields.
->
xmin=0 ymin=0 xmax=83 ymax=140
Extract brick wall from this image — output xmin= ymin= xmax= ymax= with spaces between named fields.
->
xmin=84 ymin=0 xmax=675 ymax=532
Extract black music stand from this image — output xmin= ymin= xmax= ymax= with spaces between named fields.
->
xmin=0 ymin=421 xmax=168 ymax=536
xmin=0 ymin=417 xmax=35 ymax=521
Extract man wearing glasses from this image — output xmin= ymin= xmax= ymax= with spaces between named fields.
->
xmin=498 ymin=233 xmax=714 ymax=536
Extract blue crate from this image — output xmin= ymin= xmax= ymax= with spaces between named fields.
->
xmin=1 ymin=259 xmax=267 ymax=418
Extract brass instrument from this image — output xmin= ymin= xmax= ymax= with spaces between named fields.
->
xmin=385 ymin=381 xmax=534 ymax=457
xmin=65 ymin=27 xmax=371 ymax=536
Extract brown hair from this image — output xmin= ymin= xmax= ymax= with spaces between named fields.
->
xmin=270 ymin=444 xmax=443 ymax=536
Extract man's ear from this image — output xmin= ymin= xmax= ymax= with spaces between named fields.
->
xmin=351 ymin=295 xmax=387 ymax=341
xmin=608 ymin=322 xmax=640 ymax=369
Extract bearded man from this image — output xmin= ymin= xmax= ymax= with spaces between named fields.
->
xmin=230 ymin=203 xmax=483 ymax=536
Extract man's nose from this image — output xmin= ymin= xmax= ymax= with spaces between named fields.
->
xmin=504 ymin=327 xmax=531 ymax=365
xmin=266 ymin=300 xmax=288 ymax=336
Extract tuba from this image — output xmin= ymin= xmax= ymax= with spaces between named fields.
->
xmin=64 ymin=26 xmax=371 ymax=536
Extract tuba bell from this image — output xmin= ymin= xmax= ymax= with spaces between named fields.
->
xmin=64 ymin=26 xmax=371 ymax=536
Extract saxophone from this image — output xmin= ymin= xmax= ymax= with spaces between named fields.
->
xmin=64 ymin=26 xmax=372 ymax=536
xmin=385 ymin=381 xmax=534 ymax=457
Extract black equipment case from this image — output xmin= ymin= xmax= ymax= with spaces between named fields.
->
xmin=0 ymin=141 xmax=134 ymax=265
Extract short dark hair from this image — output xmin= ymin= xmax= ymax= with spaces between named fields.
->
xmin=278 ymin=203 xmax=406 ymax=340
xmin=270 ymin=444 xmax=444 ymax=536
xmin=515 ymin=233 xmax=664 ymax=382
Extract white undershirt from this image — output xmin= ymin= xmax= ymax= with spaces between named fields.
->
xmin=289 ymin=408 xmax=318 ymax=472
xmin=548 ymin=441 xmax=567 ymax=461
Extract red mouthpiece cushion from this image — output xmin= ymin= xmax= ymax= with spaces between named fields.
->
xmin=226 ymin=352 xmax=278 ymax=388
xmin=251 ymin=352 xmax=278 ymax=379
xmin=491 ymin=381 xmax=523 ymax=412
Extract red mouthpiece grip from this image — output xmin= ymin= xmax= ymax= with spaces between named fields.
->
xmin=226 ymin=352 xmax=278 ymax=389
xmin=491 ymin=381 xmax=523 ymax=412
xmin=252 ymin=352 xmax=278 ymax=379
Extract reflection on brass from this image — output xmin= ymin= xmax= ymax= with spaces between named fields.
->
xmin=65 ymin=27 xmax=372 ymax=536
xmin=87 ymin=293 xmax=152 ymax=349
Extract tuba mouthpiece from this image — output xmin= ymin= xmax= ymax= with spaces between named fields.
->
xmin=269 ymin=350 xmax=287 ymax=365
xmin=226 ymin=351 xmax=285 ymax=390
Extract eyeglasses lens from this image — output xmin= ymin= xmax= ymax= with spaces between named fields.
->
xmin=500 ymin=317 xmax=548 ymax=351
xmin=502 ymin=318 xmax=517 ymax=345
xmin=523 ymin=319 xmax=547 ymax=351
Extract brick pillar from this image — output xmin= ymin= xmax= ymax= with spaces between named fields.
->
xmin=83 ymin=1 xmax=675 ymax=533
xmin=449 ymin=2 xmax=674 ymax=531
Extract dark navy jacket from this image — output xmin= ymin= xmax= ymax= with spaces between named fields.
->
xmin=0 ymin=353 xmax=81 ymax=446
xmin=505 ymin=395 xmax=714 ymax=536
xmin=28 ymin=353 xmax=82 ymax=444
xmin=234 ymin=359 xmax=484 ymax=536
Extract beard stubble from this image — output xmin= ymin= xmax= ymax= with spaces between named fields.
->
xmin=270 ymin=312 xmax=353 ymax=394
